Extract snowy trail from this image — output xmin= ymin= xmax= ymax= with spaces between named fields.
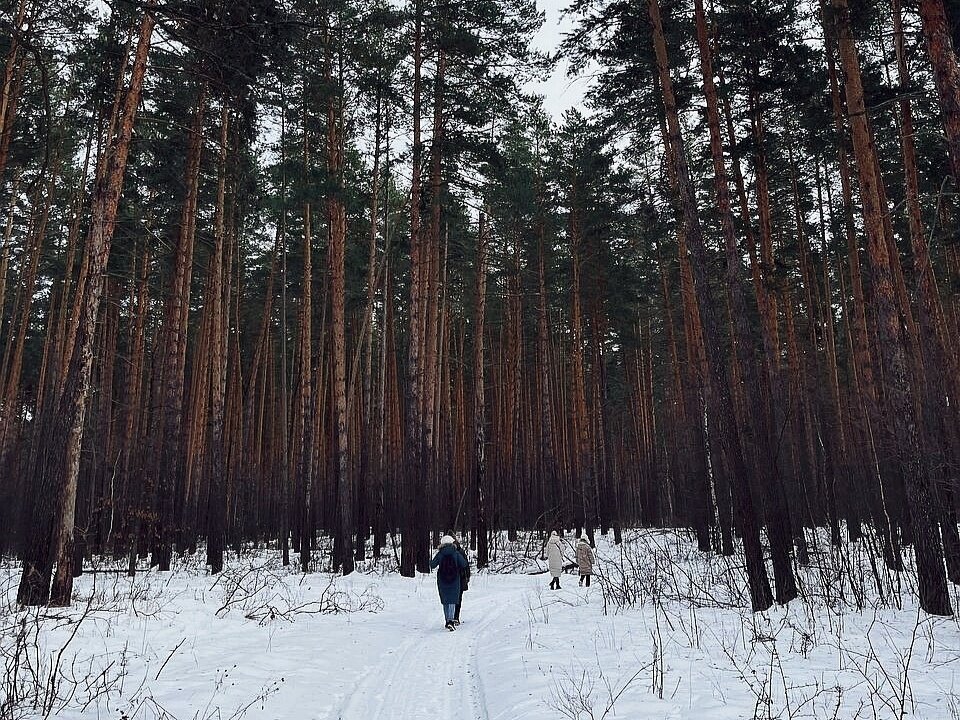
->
xmin=333 ymin=582 xmax=516 ymax=720
xmin=11 ymin=533 xmax=960 ymax=720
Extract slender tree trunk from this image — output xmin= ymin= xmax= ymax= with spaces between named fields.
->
xmin=296 ymin=92 xmax=315 ymax=572
xmin=894 ymin=0 xmax=960 ymax=584
xmin=920 ymin=0 xmax=960 ymax=186
xmin=474 ymin=214 xmax=489 ymax=568
xmin=327 ymin=21 xmax=353 ymax=575
xmin=358 ymin=89 xmax=383 ymax=563
xmin=833 ymin=0 xmax=952 ymax=615
xmin=648 ymin=0 xmax=773 ymax=611
xmin=0 ymin=0 xmax=28 ymax=183
xmin=568 ymin=197 xmax=593 ymax=539
xmin=17 ymin=2 xmax=155 ymax=607
xmin=205 ymin=106 xmax=230 ymax=575
xmin=401 ymin=0 xmax=426 ymax=578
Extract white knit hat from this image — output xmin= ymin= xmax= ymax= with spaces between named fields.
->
xmin=440 ymin=535 xmax=455 ymax=546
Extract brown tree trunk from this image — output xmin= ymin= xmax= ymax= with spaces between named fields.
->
xmin=327 ymin=23 xmax=353 ymax=575
xmin=358 ymin=89 xmax=383 ymax=563
xmin=920 ymin=0 xmax=960 ymax=186
xmin=296 ymin=96 xmax=315 ymax=572
xmin=0 ymin=0 xmax=28 ymax=183
xmin=535 ymin=192 xmax=557 ymax=529
xmin=474 ymin=213 xmax=489 ymax=568
xmin=401 ymin=0 xmax=427 ymax=577
xmin=569 ymin=196 xmax=593 ymax=539
xmin=150 ymin=80 xmax=208 ymax=571
xmin=18 ymin=2 xmax=155 ymax=607
xmin=833 ymin=0 xmax=951 ymax=615
xmin=694 ymin=0 xmax=785 ymax=570
xmin=648 ymin=0 xmax=773 ymax=611
xmin=894 ymin=0 xmax=960 ymax=584
xmin=822 ymin=0 xmax=897 ymax=560
xmin=205 ymin=106 xmax=230 ymax=575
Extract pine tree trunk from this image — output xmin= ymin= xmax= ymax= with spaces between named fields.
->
xmin=205 ymin=106 xmax=230 ymax=575
xmin=894 ymin=0 xmax=960 ymax=584
xmin=536 ymin=202 xmax=557 ymax=529
xmin=401 ymin=0 xmax=426 ymax=578
xmin=822 ymin=0 xmax=899 ymax=562
xmin=327 ymin=23 xmax=353 ymax=575
xmin=569 ymin=198 xmax=593 ymax=539
xmin=296 ymin=95 xmax=315 ymax=572
xmin=474 ymin=213 xmax=489 ymax=569
xmin=0 ymin=0 xmax=28 ymax=183
xmin=17 ymin=2 xmax=155 ymax=607
xmin=358 ymin=90 xmax=383 ymax=563
xmin=920 ymin=0 xmax=960 ymax=186
xmin=648 ymin=0 xmax=773 ymax=611
xmin=833 ymin=0 xmax=952 ymax=615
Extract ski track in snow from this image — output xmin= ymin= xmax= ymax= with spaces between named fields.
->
xmin=333 ymin=587 xmax=510 ymax=720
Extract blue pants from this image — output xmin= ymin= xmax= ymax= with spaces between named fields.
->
xmin=443 ymin=603 xmax=456 ymax=622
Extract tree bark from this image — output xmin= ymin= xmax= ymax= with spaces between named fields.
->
xmin=920 ymin=0 xmax=960 ymax=186
xmin=18 ymin=2 xmax=155 ymax=607
xmin=327 ymin=20 xmax=353 ymax=575
xmin=401 ymin=0 xmax=427 ymax=577
xmin=833 ymin=0 xmax=952 ymax=615
xmin=648 ymin=0 xmax=773 ymax=611
xmin=474 ymin=213 xmax=489 ymax=569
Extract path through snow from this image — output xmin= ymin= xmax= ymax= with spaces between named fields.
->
xmin=5 ymin=533 xmax=960 ymax=719
xmin=332 ymin=578 xmax=513 ymax=720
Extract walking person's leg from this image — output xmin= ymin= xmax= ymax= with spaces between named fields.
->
xmin=444 ymin=603 xmax=457 ymax=629
xmin=455 ymin=591 xmax=462 ymax=624
xmin=585 ymin=574 xmax=590 ymax=587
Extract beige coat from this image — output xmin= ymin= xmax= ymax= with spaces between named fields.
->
xmin=576 ymin=540 xmax=594 ymax=575
xmin=546 ymin=535 xmax=564 ymax=577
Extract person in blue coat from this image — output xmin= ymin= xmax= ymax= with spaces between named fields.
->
xmin=430 ymin=534 xmax=468 ymax=631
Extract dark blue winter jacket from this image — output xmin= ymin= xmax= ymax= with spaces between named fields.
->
xmin=430 ymin=544 xmax=468 ymax=605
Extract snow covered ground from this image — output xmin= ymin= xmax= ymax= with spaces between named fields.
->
xmin=3 ymin=531 xmax=960 ymax=719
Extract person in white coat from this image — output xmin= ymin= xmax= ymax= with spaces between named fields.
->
xmin=546 ymin=531 xmax=564 ymax=590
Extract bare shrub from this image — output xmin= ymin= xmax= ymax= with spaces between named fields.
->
xmin=547 ymin=661 xmax=646 ymax=720
xmin=213 ymin=558 xmax=383 ymax=623
xmin=0 ymin=585 xmax=132 ymax=719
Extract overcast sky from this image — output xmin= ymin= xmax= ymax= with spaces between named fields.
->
xmin=527 ymin=0 xmax=593 ymax=122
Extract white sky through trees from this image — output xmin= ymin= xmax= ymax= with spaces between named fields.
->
xmin=528 ymin=0 xmax=592 ymax=121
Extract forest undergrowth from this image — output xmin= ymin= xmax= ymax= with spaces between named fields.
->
xmin=3 ymin=528 xmax=957 ymax=719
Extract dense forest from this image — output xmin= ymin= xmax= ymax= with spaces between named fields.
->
xmin=2 ymin=0 xmax=960 ymax=617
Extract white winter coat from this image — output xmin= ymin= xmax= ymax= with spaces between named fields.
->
xmin=546 ymin=535 xmax=564 ymax=578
